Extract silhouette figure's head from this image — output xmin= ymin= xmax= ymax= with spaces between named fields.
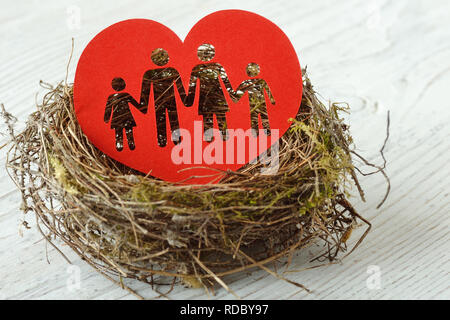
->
xmin=197 ymin=43 xmax=215 ymax=62
xmin=111 ymin=77 xmax=126 ymax=91
xmin=151 ymin=48 xmax=169 ymax=66
xmin=246 ymin=63 xmax=260 ymax=77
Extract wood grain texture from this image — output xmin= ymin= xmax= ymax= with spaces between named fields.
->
xmin=0 ymin=0 xmax=449 ymax=300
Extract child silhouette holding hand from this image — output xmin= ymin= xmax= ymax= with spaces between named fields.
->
xmin=104 ymin=77 xmax=146 ymax=151
xmin=234 ymin=63 xmax=275 ymax=136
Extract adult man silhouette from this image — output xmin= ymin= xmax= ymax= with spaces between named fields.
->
xmin=140 ymin=48 xmax=187 ymax=147
xmin=184 ymin=43 xmax=236 ymax=142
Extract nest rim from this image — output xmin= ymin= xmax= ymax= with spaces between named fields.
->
xmin=1 ymin=71 xmax=385 ymax=298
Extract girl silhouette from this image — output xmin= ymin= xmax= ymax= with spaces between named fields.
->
xmin=104 ymin=77 xmax=145 ymax=151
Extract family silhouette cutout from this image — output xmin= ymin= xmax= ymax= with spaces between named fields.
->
xmin=104 ymin=43 xmax=276 ymax=151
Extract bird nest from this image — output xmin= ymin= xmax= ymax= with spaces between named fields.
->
xmin=1 ymin=70 xmax=388 ymax=299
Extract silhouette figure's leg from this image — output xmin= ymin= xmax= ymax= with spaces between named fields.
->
xmin=216 ymin=113 xmax=229 ymax=141
xmin=167 ymin=107 xmax=181 ymax=145
xmin=203 ymin=113 xmax=214 ymax=142
xmin=115 ymin=128 xmax=124 ymax=151
xmin=125 ymin=127 xmax=136 ymax=150
xmin=155 ymin=106 xmax=167 ymax=147
xmin=259 ymin=110 xmax=271 ymax=136
xmin=250 ymin=110 xmax=259 ymax=137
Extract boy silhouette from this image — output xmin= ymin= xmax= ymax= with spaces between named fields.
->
xmin=104 ymin=77 xmax=144 ymax=151
xmin=140 ymin=48 xmax=187 ymax=147
xmin=234 ymin=63 xmax=275 ymax=136
xmin=184 ymin=43 xmax=235 ymax=142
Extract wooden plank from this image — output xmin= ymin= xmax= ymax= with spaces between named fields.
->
xmin=0 ymin=0 xmax=449 ymax=300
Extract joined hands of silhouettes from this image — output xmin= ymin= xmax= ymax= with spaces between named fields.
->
xmin=105 ymin=43 xmax=276 ymax=151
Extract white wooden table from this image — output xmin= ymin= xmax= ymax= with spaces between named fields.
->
xmin=0 ymin=0 xmax=449 ymax=300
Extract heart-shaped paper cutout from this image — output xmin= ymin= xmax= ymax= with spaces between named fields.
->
xmin=74 ymin=10 xmax=302 ymax=184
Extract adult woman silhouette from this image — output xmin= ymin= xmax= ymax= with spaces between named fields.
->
xmin=184 ymin=44 xmax=236 ymax=142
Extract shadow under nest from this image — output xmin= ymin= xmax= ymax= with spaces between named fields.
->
xmin=2 ymin=71 xmax=383 ymax=299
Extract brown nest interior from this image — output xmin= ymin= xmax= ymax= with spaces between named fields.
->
xmin=1 ymin=70 xmax=388 ymax=299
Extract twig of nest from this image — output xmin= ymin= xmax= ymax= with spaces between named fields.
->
xmin=1 ymin=70 xmax=389 ymax=299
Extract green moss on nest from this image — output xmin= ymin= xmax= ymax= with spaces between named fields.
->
xmin=48 ymin=154 xmax=86 ymax=195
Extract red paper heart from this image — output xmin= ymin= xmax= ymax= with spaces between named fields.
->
xmin=74 ymin=10 xmax=302 ymax=184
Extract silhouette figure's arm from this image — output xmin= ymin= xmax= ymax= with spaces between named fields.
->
xmin=104 ymin=95 xmax=114 ymax=123
xmin=264 ymin=81 xmax=276 ymax=105
xmin=139 ymin=70 xmax=152 ymax=112
xmin=172 ymin=69 xmax=188 ymax=102
xmin=218 ymin=64 xmax=238 ymax=102
xmin=233 ymin=82 xmax=249 ymax=102
xmin=127 ymin=94 xmax=146 ymax=114
xmin=183 ymin=70 xmax=198 ymax=107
